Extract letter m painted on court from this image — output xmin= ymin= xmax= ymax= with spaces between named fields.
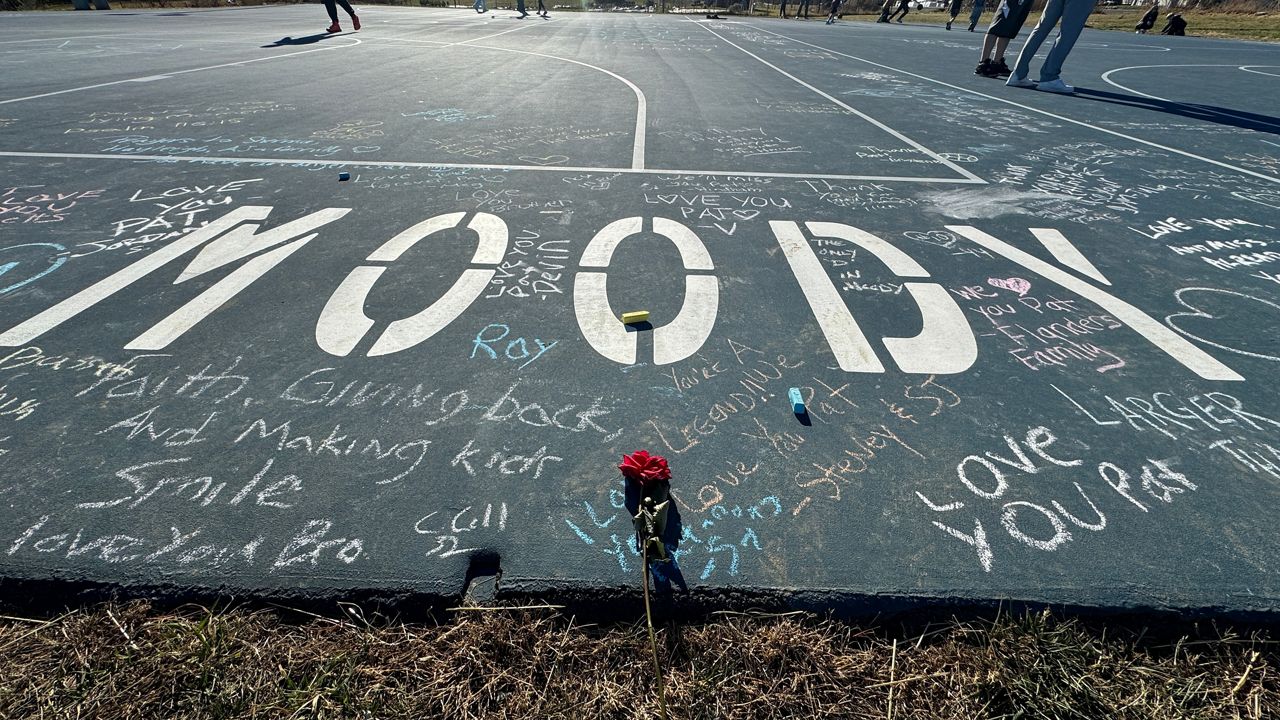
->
xmin=0 ymin=205 xmax=349 ymax=351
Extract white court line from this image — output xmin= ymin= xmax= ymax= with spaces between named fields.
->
xmin=1099 ymin=64 xmax=1241 ymax=100
xmin=424 ymin=20 xmax=547 ymax=46
xmin=743 ymin=24 xmax=1280 ymax=186
xmin=692 ymin=21 xmax=984 ymax=184
xmin=1072 ymin=42 xmax=1171 ymax=52
xmin=370 ymin=34 xmax=648 ymax=170
xmin=0 ymin=150 xmax=985 ymax=183
xmin=1240 ymin=66 xmax=1280 ymax=79
xmin=0 ymin=37 xmax=362 ymax=106
xmin=0 ymin=35 xmax=128 ymax=45
xmin=1099 ymin=64 xmax=1280 ymax=132
xmin=97 ymin=21 xmax=541 ymax=46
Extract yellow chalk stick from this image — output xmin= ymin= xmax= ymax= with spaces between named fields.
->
xmin=621 ymin=310 xmax=650 ymax=324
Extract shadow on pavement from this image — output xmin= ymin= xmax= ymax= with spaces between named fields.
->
xmin=1073 ymin=87 xmax=1280 ymax=136
xmin=262 ymin=33 xmax=346 ymax=47
xmin=623 ymin=478 xmax=688 ymax=593
xmin=651 ymin=501 xmax=688 ymax=594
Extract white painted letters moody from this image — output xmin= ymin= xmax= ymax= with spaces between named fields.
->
xmin=0 ymin=207 xmax=1244 ymax=381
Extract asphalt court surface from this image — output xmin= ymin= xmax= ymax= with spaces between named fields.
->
xmin=1 ymin=6 xmax=1279 ymax=615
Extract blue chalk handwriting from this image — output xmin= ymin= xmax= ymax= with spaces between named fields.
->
xmin=471 ymin=323 xmax=558 ymax=369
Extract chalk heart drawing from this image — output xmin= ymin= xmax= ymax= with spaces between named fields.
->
xmin=518 ymin=155 xmax=570 ymax=166
xmin=987 ymin=277 xmax=1032 ymax=296
xmin=903 ymin=230 xmax=958 ymax=249
xmin=1165 ymin=287 xmax=1280 ymax=362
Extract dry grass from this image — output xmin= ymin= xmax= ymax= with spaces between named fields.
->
xmin=1085 ymin=9 xmax=1280 ymax=41
xmin=0 ymin=602 xmax=1276 ymax=719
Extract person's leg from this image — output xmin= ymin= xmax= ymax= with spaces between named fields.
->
xmin=975 ymin=31 xmax=996 ymax=73
xmin=994 ymin=35 xmax=1011 ymax=60
xmin=991 ymin=34 xmax=1012 ymax=72
xmin=1037 ymin=0 xmax=1096 ymax=82
xmin=968 ymin=0 xmax=984 ymax=29
xmin=1011 ymin=0 xmax=1065 ymax=81
xmin=334 ymin=0 xmax=356 ymax=18
xmin=323 ymin=0 xmax=339 ymax=24
xmin=980 ymin=31 xmax=997 ymax=59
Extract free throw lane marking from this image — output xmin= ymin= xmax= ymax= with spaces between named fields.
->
xmin=0 ymin=150 xmax=986 ymax=183
xmin=694 ymin=22 xmax=984 ymax=184
xmin=742 ymin=24 xmax=1280 ymax=186
xmin=368 ymin=34 xmax=647 ymax=170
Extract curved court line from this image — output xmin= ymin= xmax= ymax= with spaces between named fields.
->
xmin=741 ymin=24 xmax=1280 ymax=186
xmin=370 ymin=35 xmax=647 ymax=170
xmin=1100 ymin=64 xmax=1280 ymax=132
xmin=693 ymin=22 xmax=984 ymax=184
xmin=1239 ymin=66 xmax=1280 ymax=79
xmin=0 ymin=37 xmax=362 ymax=106
xmin=1100 ymin=64 xmax=1246 ymax=100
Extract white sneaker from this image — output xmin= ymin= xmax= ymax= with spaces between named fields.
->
xmin=1005 ymin=75 xmax=1036 ymax=88
xmin=1036 ymin=78 xmax=1075 ymax=94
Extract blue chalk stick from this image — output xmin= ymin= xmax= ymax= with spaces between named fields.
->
xmin=338 ymin=172 xmax=351 ymax=181
xmin=788 ymin=387 xmax=805 ymax=414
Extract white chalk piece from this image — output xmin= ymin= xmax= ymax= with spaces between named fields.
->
xmin=338 ymin=172 xmax=351 ymax=181
xmin=788 ymin=387 xmax=805 ymax=414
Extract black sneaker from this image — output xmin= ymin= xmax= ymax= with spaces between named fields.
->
xmin=975 ymin=60 xmax=993 ymax=76
xmin=993 ymin=59 xmax=1011 ymax=76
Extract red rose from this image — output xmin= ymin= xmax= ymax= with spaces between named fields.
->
xmin=619 ymin=450 xmax=671 ymax=486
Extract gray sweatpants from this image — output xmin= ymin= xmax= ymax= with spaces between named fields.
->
xmin=1011 ymin=0 xmax=1098 ymax=82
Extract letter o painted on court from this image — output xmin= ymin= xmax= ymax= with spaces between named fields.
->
xmin=316 ymin=212 xmax=508 ymax=357
xmin=573 ymin=217 xmax=719 ymax=366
